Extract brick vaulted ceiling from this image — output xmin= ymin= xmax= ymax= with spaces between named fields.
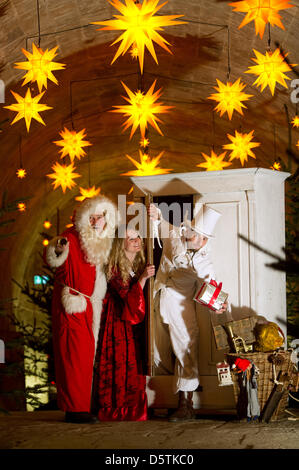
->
xmin=0 ymin=0 xmax=298 ymax=306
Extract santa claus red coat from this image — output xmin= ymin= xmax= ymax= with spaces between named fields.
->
xmin=44 ymin=196 xmax=118 ymax=413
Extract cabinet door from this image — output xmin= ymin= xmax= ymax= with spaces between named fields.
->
xmin=193 ymin=192 xmax=253 ymax=408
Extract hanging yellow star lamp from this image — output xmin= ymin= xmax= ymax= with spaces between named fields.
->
xmin=140 ymin=136 xmax=150 ymax=148
xmin=18 ymin=202 xmax=27 ymax=212
xmin=122 ymin=149 xmax=172 ymax=176
xmin=291 ymin=116 xmax=299 ymax=128
xmin=222 ymin=130 xmax=260 ymax=166
xmin=91 ymin=0 xmax=186 ymax=74
xmin=43 ymin=220 xmax=52 ymax=229
xmin=197 ymin=150 xmax=232 ymax=171
xmin=270 ymin=161 xmax=281 ymax=170
xmin=16 ymin=136 xmax=27 ymax=179
xmin=53 ymin=127 xmax=92 ymax=162
xmin=207 ymin=78 xmax=253 ymax=120
xmin=16 ymin=168 xmax=27 ymax=179
xmin=245 ymin=48 xmax=294 ymax=95
xmin=229 ymin=0 xmax=294 ymax=39
xmin=4 ymin=88 xmax=52 ymax=132
xmin=14 ymin=43 xmax=66 ymax=92
xmin=47 ymin=162 xmax=81 ymax=193
xmin=75 ymin=186 xmax=102 ymax=202
xmin=112 ymin=80 xmax=172 ymax=139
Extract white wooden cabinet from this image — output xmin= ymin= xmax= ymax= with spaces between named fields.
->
xmin=131 ymin=168 xmax=289 ymax=410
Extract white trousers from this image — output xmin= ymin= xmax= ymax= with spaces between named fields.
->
xmin=154 ymin=290 xmax=200 ymax=394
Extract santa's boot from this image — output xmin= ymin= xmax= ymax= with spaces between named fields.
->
xmin=168 ymin=391 xmax=196 ymax=422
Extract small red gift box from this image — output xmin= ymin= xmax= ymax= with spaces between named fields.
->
xmin=194 ymin=279 xmax=228 ymax=312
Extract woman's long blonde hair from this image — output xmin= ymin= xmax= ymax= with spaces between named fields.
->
xmin=106 ymin=227 xmax=146 ymax=284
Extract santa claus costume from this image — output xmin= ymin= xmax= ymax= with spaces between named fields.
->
xmin=44 ymin=196 xmax=118 ymax=419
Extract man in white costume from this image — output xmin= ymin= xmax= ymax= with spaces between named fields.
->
xmin=149 ymin=203 xmax=227 ymax=421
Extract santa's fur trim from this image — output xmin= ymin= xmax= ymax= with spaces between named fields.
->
xmin=61 ymin=286 xmax=87 ymax=314
xmin=45 ymin=236 xmax=69 ymax=268
xmin=74 ymin=196 xmax=120 ymax=266
xmin=90 ymin=266 xmax=107 ymax=351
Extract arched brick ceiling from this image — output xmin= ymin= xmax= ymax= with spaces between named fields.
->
xmin=0 ymin=0 xmax=298 ymax=301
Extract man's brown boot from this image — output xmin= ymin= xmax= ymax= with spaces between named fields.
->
xmin=168 ymin=391 xmax=196 ymax=422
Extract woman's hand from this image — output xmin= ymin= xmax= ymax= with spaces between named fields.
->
xmin=147 ymin=203 xmax=160 ymax=221
xmin=138 ymin=264 xmax=155 ymax=288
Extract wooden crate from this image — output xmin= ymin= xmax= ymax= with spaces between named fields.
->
xmin=213 ymin=317 xmax=257 ymax=350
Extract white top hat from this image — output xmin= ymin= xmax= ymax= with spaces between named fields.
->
xmin=183 ymin=205 xmax=221 ymax=239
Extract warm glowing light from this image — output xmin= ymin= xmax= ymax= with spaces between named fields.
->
xmin=223 ymin=130 xmax=260 ymax=166
xmin=112 ymin=80 xmax=172 ymax=139
xmin=197 ymin=150 xmax=232 ymax=171
xmin=91 ymin=0 xmax=186 ymax=73
xmin=75 ymin=186 xmax=101 ymax=202
xmin=140 ymin=137 xmax=150 ymax=147
xmin=53 ymin=128 xmax=92 ymax=162
xmin=270 ymin=161 xmax=281 ymax=170
xmin=296 ymin=140 xmax=299 ymax=149
xmin=229 ymin=1 xmax=294 ymax=39
xmin=208 ymin=78 xmax=252 ymax=120
xmin=47 ymin=162 xmax=81 ymax=193
xmin=4 ymin=88 xmax=52 ymax=132
xmin=42 ymin=239 xmax=49 ymax=246
xmin=128 ymin=186 xmax=134 ymax=194
xmin=18 ymin=202 xmax=26 ymax=212
xmin=14 ymin=43 xmax=66 ymax=93
xmin=130 ymin=45 xmax=139 ymax=59
xmin=65 ymin=223 xmax=74 ymax=228
xmin=16 ymin=168 xmax=27 ymax=179
xmin=291 ymin=116 xmax=299 ymax=128
xmin=43 ymin=220 xmax=52 ymax=229
xmin=245 ymin=48 xmax=294 ymax=95
xmin=122 ymin=150 xmax=172 ymax=176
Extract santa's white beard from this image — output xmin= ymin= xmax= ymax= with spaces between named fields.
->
xmin=78 ymin=225 xmax=113 ymax=266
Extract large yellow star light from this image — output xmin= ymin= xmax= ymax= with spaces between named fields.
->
xmin=197 ymin=150 xmax=232 ymax=171
xmin=245 ymin=48 xmax=294 ymax=95
xmin=91 ymin=0 xmax=186 ymax=74
xmin=208 ymin=78 xmax=253 ymax=120
xmin=53 ymin=128 xmax=92 ymax=162
xmin=112 ymin=80 xmax=172 ymax=139
xmin=14 ymin=43 xmax=66 ymax=93
xmin=75 ymin=186 xmax=101 ymax=201
xmin=47 ymin=162 xmax=81 ymax=193
xmin=229 ymin=1 xmax=294 ymax=39
xmin=223 ymin=130 xmax=260 ymax=166
xmin=291 ymin=116 xmax=299 ymax=128
xmin=4 ymin=88 xmax=52 ymax=132
xmin=122 ymin=150 xmax=172 ymax=176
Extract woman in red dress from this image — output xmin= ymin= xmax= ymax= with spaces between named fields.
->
xmin=94 ymin=227 xmax=155 ymax=421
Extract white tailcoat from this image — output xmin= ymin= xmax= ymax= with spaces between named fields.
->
xmin=153 ymin=218 xmax=216 ymax=393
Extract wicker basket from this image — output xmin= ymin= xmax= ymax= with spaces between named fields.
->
xmin=226 ymin=351 xmax=292 ymax=421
